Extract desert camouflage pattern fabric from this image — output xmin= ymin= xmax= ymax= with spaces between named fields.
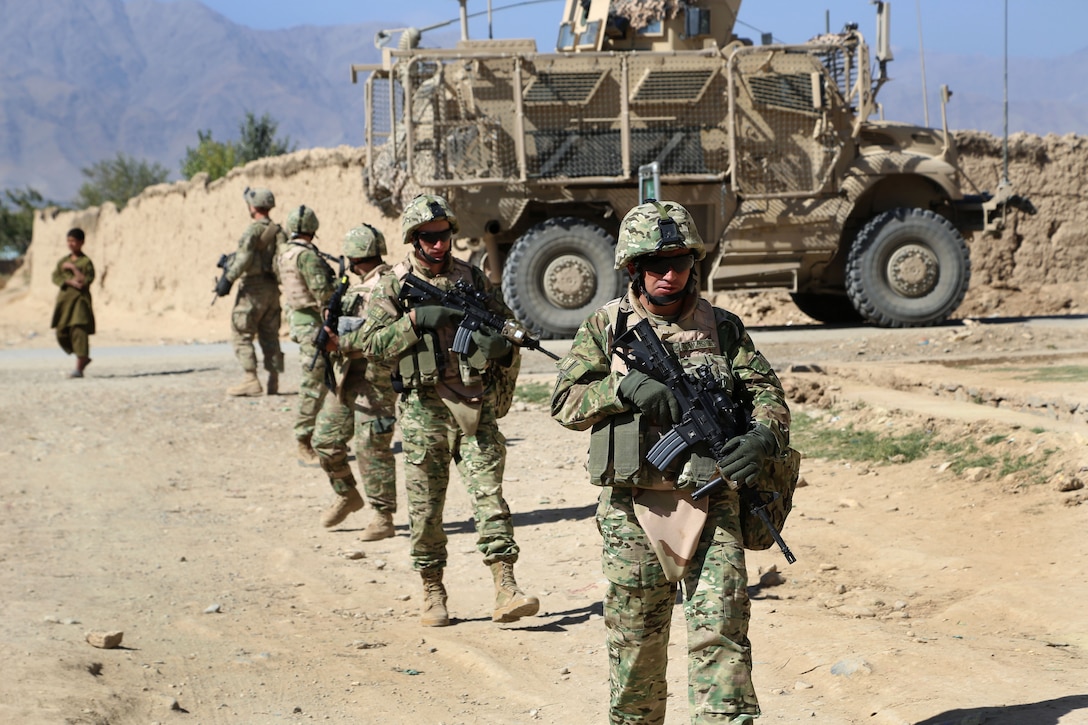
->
xmin=285 ymin=205 xmax=320 ymax=236
xmin=226 ymin=217 xmax=284 ymax=282
xmin=551 ymin=286 xmax=791 ymax=723
xmin=399 ymin=193 xmax=458 ymax=245
xmin=342 ymin=224 xmax=387 ymax=258
xmin=312 ymin=263 xmax=397 ymax=511
xmin=243 ymin=186 xmax=275 ymax=209
xmin=355 ymin=252 xmax=522 ymax=572
xmin=614 ymin=200 xmax=706 ymax=269
xmin=283 ymin=242 xmax=335 ymax=442
xmin=229 ymin=276 xmax=281 ymax=374
xmin=279 ymin=240 xmax=335 ymax=313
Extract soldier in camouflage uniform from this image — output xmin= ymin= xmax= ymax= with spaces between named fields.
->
xmin=277 ymin=204 xmax=336 ymax=465
xmin=216 ymin=187 xmax=287 ymax=397
xmin=355 ymin=194 xmax=538 ymax=628
xmin=550 ymin=201 xmax=791 ymax=724
xmin=311 ymin=224 xmax=399 ymax=539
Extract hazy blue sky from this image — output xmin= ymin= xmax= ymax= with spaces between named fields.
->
xmin=183 ymin=0 xmax=1088 ymax=59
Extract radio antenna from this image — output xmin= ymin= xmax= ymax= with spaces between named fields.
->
xmin=1002 ymin=0 xmax=1010 ymax=184
xmin=916 ymin=0 xmax=929 ymax=127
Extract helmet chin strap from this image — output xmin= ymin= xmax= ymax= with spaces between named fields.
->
xmin=413 ymin=240 xmax=443 ymax=265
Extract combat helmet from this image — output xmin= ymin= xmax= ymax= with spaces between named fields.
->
xmin=286 ymin=205 xmax=320 ymax=236
xmin=243 ymin=186 xmax=276 ymax=210
xmin=614 ymin=199 xmax=705 ymax=270
xmin=343 ymin=224 xmax=386 ymax=259
xmin=401 ymin=194 xmax=459 ymax=245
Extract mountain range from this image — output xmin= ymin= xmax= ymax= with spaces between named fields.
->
xmin=2 ymin=0 xmax=1086 ymax=202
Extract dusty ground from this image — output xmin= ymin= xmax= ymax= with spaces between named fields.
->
xmin=1 ymin=313 xmax=1086 ymax=725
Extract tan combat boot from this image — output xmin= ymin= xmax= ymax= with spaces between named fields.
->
xmin=489 ymin=561 xmax=540 ymax=623
xmin=358 ymin=510 xmax=396 ymax=541
xmin=297 ymin=436 xmax=319 ymax=467
xmin=420 ymin=569 xmax=450 ymax=627
xmin=227 ymin=371 xmax=262 ymax=396
xmin=321 ymin=487 xmax=364 ymax=528
xmin=265 ymin=370 xmax=278 ymax=395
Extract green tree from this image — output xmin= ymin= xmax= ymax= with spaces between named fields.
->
xmin=235 ymin=111 xmax=296 ymax=164
xmin=0 ymin=187 xmax=58 ymax=257
xmin=74 ymin=152 xmax=170 ymax=210
xmin=180 ymin=129 xmax=238 ymax=182
xmin=180 ymin=112 xmax=295 ymax=181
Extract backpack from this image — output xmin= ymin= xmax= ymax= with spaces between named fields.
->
xmin=738 ymin=446 xmax=801 ymax=552
xmin=490 ymin=351 xmax=521 ymax=419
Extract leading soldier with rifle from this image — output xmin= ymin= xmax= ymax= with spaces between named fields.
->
xmin=353 ymin=194 xmax=539 ymax=629
xmin=550 ymin=200 xmax=795 ymax=725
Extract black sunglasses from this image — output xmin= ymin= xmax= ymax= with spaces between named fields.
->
xmin=638 ymin=254 xmax=695 ymax=275
xmin=415 ymin=227 xmax=452 ymax=244
xmin=350 ymin=255 xmax=380 ymax=266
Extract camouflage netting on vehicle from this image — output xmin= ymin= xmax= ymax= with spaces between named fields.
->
xmin=610 ymin=0 xmax=682 ymax=30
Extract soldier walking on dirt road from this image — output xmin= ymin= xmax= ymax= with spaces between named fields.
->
xmin=355 ymin=194 xmax=538 ymax=628
xmin=312 ymin=224 xmax=399 ymax=538
xmin=551 ymin=200 xmax=793 ymax=724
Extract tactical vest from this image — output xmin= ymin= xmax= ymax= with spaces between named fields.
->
xmin=337 ymin=263 xmax=392 ymax=362
xmin=240 ymin=219 xmax=281 ymax=279
xmin=588 ymin=295 xmax=735 ymax=490
xmin=390 ymin=258 xmax=489 ymax=396
xmin=279 ymin=240 xmax=330 ymax=311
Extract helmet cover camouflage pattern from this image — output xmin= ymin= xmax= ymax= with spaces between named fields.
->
xmin=614 ymin=199 xmax=705 ymax=269
xmin=243 ymin=186 xmax=275 ymax=210
xmin=343 ymin=224 xmax=387 ymax=258
xmin=286 ymin=205 xmax=320 ymax=235
xmin=401 ymin=194 xmax=459 ymax=245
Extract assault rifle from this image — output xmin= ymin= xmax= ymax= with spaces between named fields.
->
xmin=398 ymin=272 xmax=560 ymax=361
xmin=210 ymin=253 xmax=234 ymax=305
xmin=612 ymin=318 xmax=796 ymax=563
xmin=308 ymin=255 xmax=350 ymax=392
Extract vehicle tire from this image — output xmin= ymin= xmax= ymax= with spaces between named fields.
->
xmin=789 ymin=292 xmax=864 ymax=324
xmin=846 ymin=208 xmax=970 ymax=328
xmin=502 ymin=217 xmax=626 ymax=339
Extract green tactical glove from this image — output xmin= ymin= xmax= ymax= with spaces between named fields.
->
xmin=471 ymin=329 xmax=513 ymax=360
xmin=617 ymin=370 xmax=681 ymax=426
xmin=413 ymin=305 xmax=464 ymax=330
xmin=717 ymin=425 xmax=777 ymax=488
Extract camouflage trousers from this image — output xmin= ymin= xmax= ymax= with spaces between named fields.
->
xmin=57 ymin=324 xmax=90 ymax=358
xmin=597 ymin=486 xmax=759 ymax=724
xmin=399 ymin=386 xmax=518 ymax=572
xmin=311 ymin=360 xmax=397 ymax=512
xmin=289 ymin=312 xmax=328 ymax=443
xmin=230 ymin=277 xmax=282 ymax=374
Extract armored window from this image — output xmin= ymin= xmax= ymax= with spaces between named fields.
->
xmin=684 ymin=8 xmax=711 ymax=37
xmin=577 ymin=20 xmax=602 ymax=49
xmin=557 ymin=22 xmax=575 ymax=51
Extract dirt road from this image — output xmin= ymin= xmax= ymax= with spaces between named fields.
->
xmin=1 ymin=316 xmax=1085 ymax=725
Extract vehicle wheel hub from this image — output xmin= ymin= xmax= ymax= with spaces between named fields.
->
xmin=888 ymin=244 xmax=938 ymax=298
xmin=543 ymin=254 xmax=597 ymax=309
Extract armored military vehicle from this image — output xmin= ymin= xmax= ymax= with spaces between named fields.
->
xmin=353 ymin=0 xmax=1033 ymax=337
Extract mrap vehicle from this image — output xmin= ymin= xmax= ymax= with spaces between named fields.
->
xmin=353 ymin=0 xmax=1034 ymax=337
